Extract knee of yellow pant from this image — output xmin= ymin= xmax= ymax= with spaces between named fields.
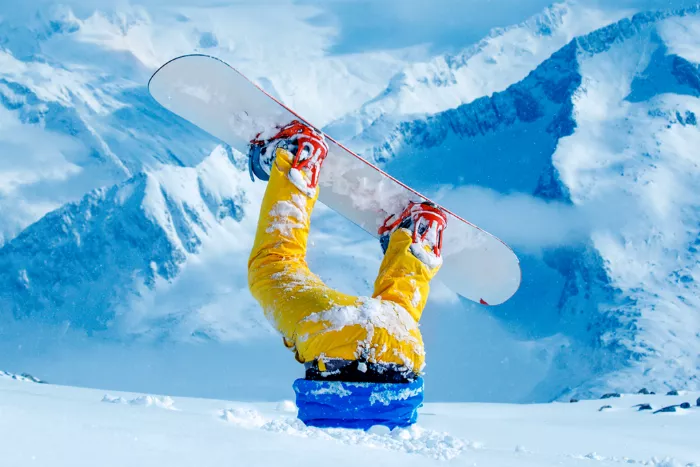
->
xmin=247 ymin=260 xmax=262 ymax=294
xmin=247 ymin=263 xmax=276 ymax=309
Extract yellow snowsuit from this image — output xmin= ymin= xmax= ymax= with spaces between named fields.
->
xmin=248 ymin=148 xmax=441 ymax=374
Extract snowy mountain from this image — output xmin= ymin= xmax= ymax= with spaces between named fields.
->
xmin=0 ymin=5 xmax=213 ymax=244
xmin=0 ymin=2 xmax=414 ymax=244
xmin=366 ymin=6 xmax=700 ymax=397
xmin=0 ymin=0 xmax=699 ymax=405
xmin=323 ymin=0 xmax=635 ymax=154
xmin=0 ymin=146 xmax=271 ymax=339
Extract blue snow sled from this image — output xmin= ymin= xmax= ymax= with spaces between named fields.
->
xmin=293 ymin=377 xmax=424 ymax=430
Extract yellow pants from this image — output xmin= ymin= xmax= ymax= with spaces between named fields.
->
xmin=248 ymin=149 xmax=441 ymax=374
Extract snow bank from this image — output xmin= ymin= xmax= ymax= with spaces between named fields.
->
xmin=1 ymin=377 xmax=698 ymax=466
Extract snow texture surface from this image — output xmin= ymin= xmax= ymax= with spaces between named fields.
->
xmin=1 ymin=377 xmax=698 ymax=466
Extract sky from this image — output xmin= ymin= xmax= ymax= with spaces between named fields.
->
xmin=306 ymin=0 xmax=563 ymax=54
xmin=303 ymin=0 xmax=698 ymax=54
xmin=4 ymin=0 xmax=698 ymax=57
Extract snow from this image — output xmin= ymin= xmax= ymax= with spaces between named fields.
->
xmin=369 ymin=385 xmax=424 ymax=406
xmin=0 ymin=370 xmax=43 ymax=383
xmin=409 ymin=242 xmax=443 ymax=270
xmin=276 ymin=400 xmax=297 ymax=413
xmin=288 ymin=167 xmax=317 ymax=199
xmin=309 ymin=384 xmax=352 ymax=398
xmin=266 ymin=196 xmax=309 ymax=238
xmin=1 ymin=377 xmax=698 ymax=466
xmin=102 ymin=393 xmax=177 ymax=410
xmin=410 ymin=281 xmax=422 ymax=308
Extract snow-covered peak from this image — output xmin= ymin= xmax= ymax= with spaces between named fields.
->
xmin=0 ymin=146 xmax=267 ymax=339
xmin=0 ymin=370 xmax=43 ymax=383
xmin=359 ymin=4 xmax=700 ymax=397
xmin=323 ymin=1 xmax=635 ymax=151
xmin=554 ymin=6 xmax=700 ymax=396
xmin=0 ymin=1 xmax=423 ymax=245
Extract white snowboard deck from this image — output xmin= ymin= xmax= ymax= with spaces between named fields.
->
xmin=149 ymin=55 xmax=521 ymax=305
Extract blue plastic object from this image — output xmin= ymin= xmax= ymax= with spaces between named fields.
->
xmin=293 ymin=377 xmax=424 ymax=430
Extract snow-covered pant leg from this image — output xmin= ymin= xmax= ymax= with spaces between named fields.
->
xmin=248 ymin=148 xmax=438 ymax=373
xmin=363 ymin=228 xmax=441 ymax=372
xmin=248 ymin=148 xmax=360 ymax=362
xmin=373 ymin=228 xmax=439 ymax=323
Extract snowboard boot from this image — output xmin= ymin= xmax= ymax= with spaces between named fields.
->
xmin=248 ymin=120 xmax=329 ymax=197
xmin=379 ymin=201 xmax=448 ymax=268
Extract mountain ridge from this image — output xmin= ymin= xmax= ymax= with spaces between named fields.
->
xmin=368 ymin=4 xmax=700 ymax=397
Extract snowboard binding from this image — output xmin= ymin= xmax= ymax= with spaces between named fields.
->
xmin=379 ymin=201 xmax=448 ymax=268
xmin=248 ymin=120 xmax=329 ymax=196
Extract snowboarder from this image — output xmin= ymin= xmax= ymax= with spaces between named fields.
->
xmin=247 ymin=120 xmax=447 ymax=429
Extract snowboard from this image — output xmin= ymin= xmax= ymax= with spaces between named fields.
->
xmin=149 ymin=55 xmax=521 ymax=306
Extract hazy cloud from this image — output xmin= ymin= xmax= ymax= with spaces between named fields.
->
xmin=434 ymin=185 xmax=642 ymax=252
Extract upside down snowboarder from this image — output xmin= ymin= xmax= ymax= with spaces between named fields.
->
xmin=247 ymin=120 xmax=448 ymax=429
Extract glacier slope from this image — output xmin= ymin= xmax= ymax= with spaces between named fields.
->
xmin=555 ymin=11 xmax=700 ymax=395
xmin=0 ymin=146 xmax=262 ymax=336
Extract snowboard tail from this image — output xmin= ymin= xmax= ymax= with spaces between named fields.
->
xmin=148 ymin=54 xmax=521 ymax=305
